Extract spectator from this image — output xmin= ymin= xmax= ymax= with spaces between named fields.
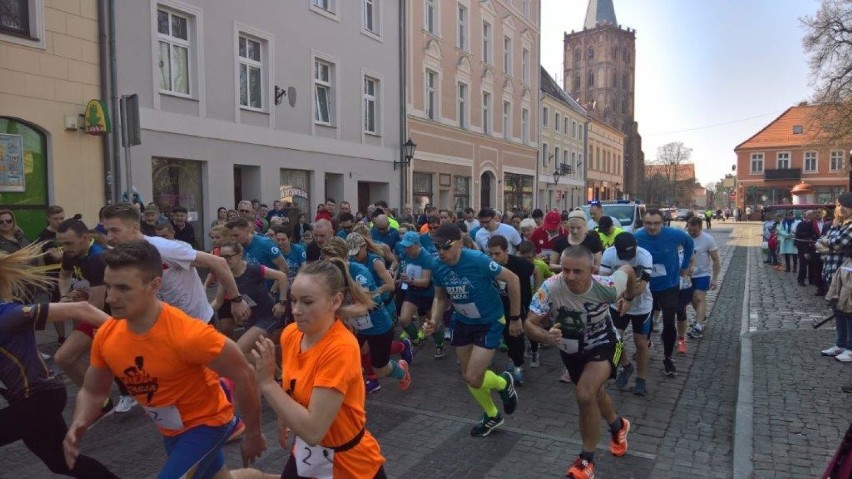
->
xmin=170 ymin=206 xmax=198 ymax=249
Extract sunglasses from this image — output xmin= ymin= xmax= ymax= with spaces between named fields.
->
xmin=436 ymin=240 xmax=459 ymax=251
xmin=0 ymin=219 xmax=12 ymax=224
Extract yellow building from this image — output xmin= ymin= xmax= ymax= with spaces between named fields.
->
xmin=586 ymin=116 xmax=624 ymax=200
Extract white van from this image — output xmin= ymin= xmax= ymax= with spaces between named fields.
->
xmin=579 ymin=200 xmax=646 ymax=234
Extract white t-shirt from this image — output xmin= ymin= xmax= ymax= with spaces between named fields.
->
xmin=599 ymin=246 xmax=653 ymax=315
xmin=464 ymin=219 xmax=480 ymax=231
xmin=475 ymin=223 xmax=523 ymax=254
xmin=144 ymin=235 xmax=214 ymax=322
xmin=690 ymin=231 xmax=718 ymax=278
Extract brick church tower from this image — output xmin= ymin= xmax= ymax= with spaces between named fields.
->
xmin=563 ymin=0 xmax=644 ymax=198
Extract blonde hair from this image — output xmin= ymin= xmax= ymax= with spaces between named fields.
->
xmin=0 ymin=242 xmax=54 ymax=301
xmin=209 ymin=225 xmax=229 ymax=238
xmin=300 ymin=256 xmax=376 ymax=310
xmin=352 ymin=224 xmax=384 ymax=256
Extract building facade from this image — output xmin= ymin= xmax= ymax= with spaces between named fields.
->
xmin=644 ymin=162 xmax=698 ymax=207
xmin=406 ymin=0 xmax=539 ymax=214
xmin=539 ymin=66 xmax=585 ymax=211
xmin=112 ymin=0 xmax=402 ymax=237
xmin=0 ymin=0 xmax=106 ymax=237
xmin=735 ymin=105 xmax=850 ymax=210
xmin=586 ymin=116 xmax=624 ymax=201
xmin=563 ymin=0 xmax=644 ymax=198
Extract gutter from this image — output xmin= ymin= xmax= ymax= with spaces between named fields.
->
xmin=107 ymin=0 xmax=121 ymax=204
xmin=398 ymin=0 xmax=407 ymax=209
xmin=97 ymin=0 xmax=113 ymax=203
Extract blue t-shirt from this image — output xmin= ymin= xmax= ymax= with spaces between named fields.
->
xmin=281 ymin=243 xmax=306 ymax=281
xmin=398 ymin=246 xmax=435 ymax=298
xmin=347 ymin=260 xmax=392 ymax=335
xmin=371 ymin=227 xmax=400 ymax=250
xmin=432 ymin=249 xmax=504 ymax=325
xmin=420 ymin=233 xmax=437 ymax=256
xmin=354 ymin=252 xmax=391 ymax=304
xmin=634 ymin=226 xmax=694 ymax=292
xmin=243 ymin=234 xmax=284 ymax=288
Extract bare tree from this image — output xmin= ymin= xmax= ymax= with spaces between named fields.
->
xmin=801 ymin=0 xmax=852 ymax=144
xmin=650 ymin=142 xmax=693 ymax=207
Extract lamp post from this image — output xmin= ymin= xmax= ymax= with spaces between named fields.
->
xmin=395 ymin=138 xmax=416 ymax=209
xmin=614 ymin=182 xmax=621 ymax=200
xmin=552 ymin=163 xmax=569 ymax=211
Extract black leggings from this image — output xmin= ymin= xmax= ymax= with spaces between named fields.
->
xmin=652 ymin=287 xmax=679 ymax=359
xmin=503 ymin=319 xmax=527 ymax=367
xmin=0 ymin=386 xmax=118 ymax=478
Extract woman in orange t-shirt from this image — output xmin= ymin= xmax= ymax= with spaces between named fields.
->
xmin=238 ymin=259 xmax=386 ymax=479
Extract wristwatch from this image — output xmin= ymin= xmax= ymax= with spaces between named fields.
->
xmin=229 ymin=295 xmax=244 ymax=304
xmin=509 ymin=315 xmax=521 ymax=322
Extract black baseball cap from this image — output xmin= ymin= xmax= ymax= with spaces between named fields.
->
xmin=433 ymin=223 xmax=462 ymax=247
xmin=614 ymin=232 xmax=637 ymax=260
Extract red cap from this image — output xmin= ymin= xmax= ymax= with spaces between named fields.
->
xmin=544 ymin=211 xmax=561 ymax=229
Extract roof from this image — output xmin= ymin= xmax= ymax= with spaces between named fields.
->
xmin=734 ymin=105 xmax=835 ymax=150
xmin=584 ymin=0 xmax=618 ymax=29
xmin=540 ymin=66 xmax=587 ymax=116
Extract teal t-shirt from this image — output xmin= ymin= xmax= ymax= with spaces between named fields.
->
xmin=432 ymin=249 xmax=503 ymax=325
xmin=346 ymin=260 xmax=392 ymax=335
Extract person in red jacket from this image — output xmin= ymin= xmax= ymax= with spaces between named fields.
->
xmin=529 ymin=211 xmax=565 ymax=255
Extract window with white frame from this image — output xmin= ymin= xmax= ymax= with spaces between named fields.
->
xmin=424 ymin=0 xmax=437 ymax=34
xmin=521 ymin=108 xmax=529 ymax=144
xmin=503 ymin=36 xmax=512 ymax=75
xmin=750 ymin=153 xmax=764 ymax=173
xmin=503 ymin=100 xmax=511 ymax=139
xmin=572 ymin=120 xmax=577 ymax=138
xmin=457 ymin=82 xmax=467 ymax=129
xmin=563 ymin=149 xmax=569 ymax=168
xmin=363 ymin=0 xmax=379 ymax=35
xmin=522 ymin=0 xmax=530 ymax=19
xmin=425 ymin=69 xmax=437 ymax=120
xmin=571 ymin=151 xmax=576 ymax=173
xmin=578 ymin=123 xmax=583 ymax=138
xmin=522 ymin=48 xmax=529 ymax=84
xmin=777 ymin=152 xmax=790 ymax=169
xmin=238 ymin=34 xmax=263 ymax=109
xmin=363 ymin=76 xmax=379 ymax=134
xmin=482 ymin=21 xmax=491 ymax=64
xmin=482 ymin=91 xmax=491 ymax=135
xmin=830 ymin=150 xmax=844 ymax=171
xmin=555 ymin=112 xmax=560 ymax=132
xmin=312 ymin=0 xmax=334 ymax=13
xmin=804 ymin=151 xmax=817 ymax=172
xmin=563 ymin=117 xmax=568 ymax=135
xmin=1 ymin=0 xmax=34 ymax=38
xmin=457 ymin=4 xmax=467 ymax=51
xmin=542 ymin=143 xmax=549 ymax=167
xmin=157 ymin=8 xmax=191 ymax=95
xmin=542 ymin=106 xmax=549 ymax=127
xmin=314 ymin=59 xmax=333 ymax=125
xmin=553 ymin=147 xmax=560 ymax=168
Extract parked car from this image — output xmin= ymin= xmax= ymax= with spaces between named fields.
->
xmin=675 ymin=209 xmax=691 ymax=221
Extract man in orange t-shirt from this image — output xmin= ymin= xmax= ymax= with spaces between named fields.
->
xmin=63 ymin=241 xmax=267 ymax=479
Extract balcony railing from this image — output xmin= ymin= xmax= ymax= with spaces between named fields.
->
xmin=764 ymin=168 xmax=801 ymax=181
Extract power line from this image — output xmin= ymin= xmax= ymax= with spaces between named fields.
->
xmin=644 ymin=111 xmax=783 ymax=137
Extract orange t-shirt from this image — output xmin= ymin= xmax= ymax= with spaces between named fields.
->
xmin=91 ymin=303 xmax=232 ymax=437
xmin=280 ymin=320 xmax=385 ymax=479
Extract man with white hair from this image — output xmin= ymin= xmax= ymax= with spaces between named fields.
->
xmin=305 ymin=219 xmax=333 ymax=262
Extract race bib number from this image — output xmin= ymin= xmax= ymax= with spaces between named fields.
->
xmin=294 ymin=436 xmax=334 ymax=478
xmin=453 ymin=302 xmax=481 ymax=319
xmin=650 ymin=264 xmax=667 ymax=277
xmin=558 ymin=338 xmax=580 ymax=355
xmin=350 ymin=314 xmax=374 ymax=331
xmin=142 ymin=404 xmax=184 ymax=431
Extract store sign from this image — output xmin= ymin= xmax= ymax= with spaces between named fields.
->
xmin=280 ymin=186 xmax=308 ymax=199
xmin=83 ymin=99 xmax=111 ymax=135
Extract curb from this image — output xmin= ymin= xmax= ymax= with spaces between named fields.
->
xmin=733 ymin=228 xmax=754 ymax=478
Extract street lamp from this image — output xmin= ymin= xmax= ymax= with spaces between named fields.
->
xmin=614 ymin=182 xmax=621 ymax=200
xmin=552 ymin=162 xmax=570 ymax=184
xmin=395 ymin=138 xmax=416 ymax=170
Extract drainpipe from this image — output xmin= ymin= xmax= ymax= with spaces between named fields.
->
xmin=97 ymin=0 xmax=113 ymax=203
xmin=398 ymin=0 xmax=408 ymax=210
xmin=107 ymin=0 xmax=121 ymax=204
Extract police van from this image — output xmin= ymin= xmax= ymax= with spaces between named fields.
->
xmin=579 ymin=200 xmax=646 ymax=234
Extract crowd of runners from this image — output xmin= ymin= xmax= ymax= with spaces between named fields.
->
xmin=0 ymin=198 xmax=727 ymax=479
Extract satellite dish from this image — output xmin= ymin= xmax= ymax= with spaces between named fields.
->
xmin=287 ymin=87 xmax=296 ymax=107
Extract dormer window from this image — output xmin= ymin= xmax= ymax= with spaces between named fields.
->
xmin=792 ymin=125 xmax=803 ymax=134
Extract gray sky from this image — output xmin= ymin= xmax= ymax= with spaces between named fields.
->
xmin=540 ymin=0 xmax=821 ymax=186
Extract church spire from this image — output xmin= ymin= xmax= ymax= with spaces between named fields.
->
xmin=584 ymin=0 xmax=618 ymax=29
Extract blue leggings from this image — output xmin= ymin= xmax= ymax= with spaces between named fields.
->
xmin=159 ymin=417 xmax=237 ymax=479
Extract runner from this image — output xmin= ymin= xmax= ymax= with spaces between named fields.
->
xmin=0 ymin=242 xmax=119 ymax=478
xmin=422 ymin=223 xmax=520 ymax=437
xmin=226 ymin=218 xmax=289 ymax=286
xmin=271 ymin=225 xmax=306 ymax=325
xmin=686 ymin=217 xmax=721 ymax=341
xmin=394 ymin=231 xmax=436 ymax=356
xmin=63 ymin=240 xmax=266 ymax=478
xmin=347 ymin=233 xmax=398 ymax=324
xmin=524 ymin=245 xmax=636 ymax=479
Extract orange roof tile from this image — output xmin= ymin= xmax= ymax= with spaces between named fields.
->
xmin=735 ymin=105 xmax=833 ymax=150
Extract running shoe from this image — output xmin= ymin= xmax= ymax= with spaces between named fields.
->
xmin=398 ymin=360 xmax=412 ymax=391
xmin=365 ymin=378 xmax=381 ymax=394
xmin=470 ymin=413 xmax=504 ymax=437
xmin=115 ymin=395 xmax=138 ymax=413
xmin=614 ymin=363 xmax=633 ymax=389
xmin=399 ymin=330 xmax=410 ymax=341
xmin=687 ymin=326 xmax=703 ymax=340
xmin=559 ymin=368 xmax=572 ymax=383
xmin=633 ymin=378 xmax=647 ymax=396
xmin=227 ymin=418 xmax=245 ymax=443
xmin=677 ymin=337 xmax=687 ymax=355
xmin=401 ymin=338 xmax=414 ymax=364
xmin=822 ymin=345 xmax=845 ymax=356
xmin=498 ymin=371 xmax=518 ymax=414
xmin=663 ymin=358 xmax=677 ymax=377
xmin=609 ymin=417 xmax=630 ymax=456
xmin=565 ymin=457 xmax=595 ymax=479
xmin=836 ymin=350 xmax=852 ymax=363
xmin=434 ymin=345 xmax=445 ymax=359
xmin=530 ymin=351 xmax=540 ymax=368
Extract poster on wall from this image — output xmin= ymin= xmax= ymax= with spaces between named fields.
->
xmin=0 ymin=133 xmax=25 ymax=192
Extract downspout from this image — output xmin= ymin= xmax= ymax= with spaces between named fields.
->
xmin=108 ymin=0 xmax=121 ymax=204
xmin=97 ymin=0 xmax=113 ymax=203
xmin=398 ymin=0 xmax=408 ymax=210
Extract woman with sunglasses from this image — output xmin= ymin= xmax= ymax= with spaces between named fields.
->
xmin=0 ymin=209 xmax=29 ymax=255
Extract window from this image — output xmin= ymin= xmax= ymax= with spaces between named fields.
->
xmin=1 ymin=0 xmax=30 ymax=37
xmin=573 ymin=74 xmax=580 ymax=90
xmin=571 ymin=151 xmax=576 ymax=172
xmin=157 ymin=8 xmax=191 ymax=95
xmin=792 ymin=125 xmax=803 ymax=134
xmin=563 ymin=117 xmax=568 ymax=135
xmin=572 ymin=120 xmax=577 ymax=138
xmin=482 ymin=92 xmax=491 ymax=135
xmin=425 ymin=69 xmax=437 ymax=120
xmin=503 ymin=36 xmax=512 ymax=75
xmin=522 ymin=0 xmax=531 ymax=19
xmin=312 ymin=0 xmax=333 ymax=13
xmin=238 ymin=35 xmax=263 ymax=109
xmin=542 ymin=107 xmax=549 ymax=127
xmin=587 ymin=71 xmax=594 ymax=87
xmin=553 ymin=147 xmax=560 ymax=167
xmin=750 ymin=153 xmax=764 ymax=173
xmin=482 ymin=21 xmax=491 ymax=64
xmin=454 ymin=176 xmax=470 ymax=211
xmin=424 ymin=0 xmax=436 ymax=34
xmin=521 ymin=108 xmax=529 ymax=144
xmin=503 ymin=101 xmax=511 ymax=139
xmin=578 ymin=123 xmax=583 ymax=138
xmin=777 ymin=152 xmax=790 ymax=169
xmin=830 ymin=151 xmax=844 ymax=171
xmin=555 ymin=113 xmax=560 ymax=132
xmin=564 ymin=149 xmax=569 ymax=168
xmin=457 ymin=82 xmax=467 ymax=129
xmin=457 ymin=4 xmax=467 ymax=51
xmin=314 ymin=59 xmax=333 ymax=125
xmin=522 ymin=48 xmax=529 ymax=84
xmin=363 ymin=76 xmax=378 ymax=134
xmin=587 ymin=46 xmax=594 ymax=60
xmin=542 ymin=143 xmax=549 ymax=166
xmin=804 ymin=151 xmax=817 ymax=172
xmin=573 ymin=48 xmax=580 ymax=64
xmin=363 ymin=0 xmax=379 ymax=34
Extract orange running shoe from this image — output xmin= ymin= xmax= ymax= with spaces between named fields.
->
xmin=398 ymin=360 xmax=412 ymax=391
xmin=677 ymin=337 xmax=687 ymax=355
xmin=610 ymin=417 xmax=631 ymax=456
xmin=565 ymin=457 xmax=595 ymax=479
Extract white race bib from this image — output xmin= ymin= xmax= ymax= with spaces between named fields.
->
xmin=142 ymin=404 xmax=184 ymax=431
xmin=294 ymin=436 xmax=334 ymax=478
xmin=452 ymin=302 xmax=482 ymax=319
xmin=350 ymin=314 xmax=374 ymax=331
xmin=650 ymin=264 xmax=667 ymax=277
xmin=558 ymin=338 xmax=580 ymax=355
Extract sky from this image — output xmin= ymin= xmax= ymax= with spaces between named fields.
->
xmin=540 ymin=0 xmax=822 ymax=187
